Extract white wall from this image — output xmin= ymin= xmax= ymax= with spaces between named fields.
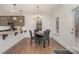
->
xmin=23 ymin=14 xmax=53 ymax=37
xmin=0 ymin=13 xmax=53 ymax=53
xmin=1 ymin=4 xmax=79 ymax=53
xmin=51 ymin=4 xmax=79 ymax=53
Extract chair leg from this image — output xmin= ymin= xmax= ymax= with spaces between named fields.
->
xmin=43 ymin=41 xmax=46 ymax=48
xmin=40 ymin=39 xmax=42 ymax=44
xmin=37 ymin=39 xmax=40 ymax=45
xmin=36 ymin=39 xmax=38 ymax=43
xmin=48 ymin=39 xmax=49 ymax=46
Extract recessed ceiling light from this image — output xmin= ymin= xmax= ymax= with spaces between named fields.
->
xmin=19 ymin=20 xmax=23 ymax=22
xmin=13 ymin=17 xmax=16 ymax=20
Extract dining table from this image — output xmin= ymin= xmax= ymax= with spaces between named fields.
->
xmin=34 ymin=31 xmax=43 ymax=37
xmin=34 ymin=31 xmax=44 ymax=44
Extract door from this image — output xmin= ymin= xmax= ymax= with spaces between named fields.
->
xmin=74 ymin=7 xmax=79 ymax=49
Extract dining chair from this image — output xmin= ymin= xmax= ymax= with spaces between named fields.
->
xmin=41 ymin=30 xmax=50 ymax=48
xmin=29 ymin=30 xmax=36 ymax=46
xmin=46 ymin=29 xmax=50 ymax=46
xmin=34 ymin=29 xmax=39 ymax=34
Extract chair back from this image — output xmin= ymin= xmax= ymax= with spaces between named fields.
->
xmin=34 ymin=29 xmax=39 ymax=33
xmin=43 ymin=30 xmax=50 ymax=41
xmin=29 ymin=30 xmax=33 ymax=39
xmin=46 ymin=29 xmax=50 ymax=32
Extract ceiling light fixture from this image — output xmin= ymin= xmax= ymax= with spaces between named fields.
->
xmin=32 ymin=5 xmax=43 ymax=21
xmin=12 ymin=4 xmax=17 ymax=20
xmin=18 ymin=9 xmax=23 ymax=16
xmin=12 ymin=4 xmax=16 ymax=13
xmin=18 ymin=9 xmax=23 ymax=22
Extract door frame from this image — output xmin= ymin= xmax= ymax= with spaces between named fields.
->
xmin=72 ymin=6 xmax=79 ymax=52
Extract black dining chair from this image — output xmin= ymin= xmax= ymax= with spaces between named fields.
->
xmin=46 ymin=29 xmax=50 ymax=46
xmin=29 ymin=30 xmax=36 ymax=46
xmin=34 ymin=29 xmax=39 ymax=34
xmin=41 ymin=30 xmax=50 ymax=48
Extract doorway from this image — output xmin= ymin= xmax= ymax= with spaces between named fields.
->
xmin=74 ymin=7 xmax=79 ymax=49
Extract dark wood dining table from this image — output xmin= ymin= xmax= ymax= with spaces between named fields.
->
xmin=34 ymin=31 xmax=43 ymax=38
xmin=34 ymin=31 xmax=43 ymax=44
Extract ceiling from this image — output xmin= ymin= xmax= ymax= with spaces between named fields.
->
xmin=0 ymin=4 xmax=59 ymax=14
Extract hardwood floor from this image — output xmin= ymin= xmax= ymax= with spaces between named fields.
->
xmin=3 ymin=38 xmax=65 ymax=54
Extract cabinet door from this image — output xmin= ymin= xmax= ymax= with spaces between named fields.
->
xmin=18 ymin=16 xmax=24 ymax=26
xmin=12 ymin=16 xmax=24 ymax=26
xmin=0 ymin=16 xmax=9 ymax=26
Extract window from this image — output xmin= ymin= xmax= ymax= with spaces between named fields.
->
xmin=56 ymin=16 xmax=59 ymax=33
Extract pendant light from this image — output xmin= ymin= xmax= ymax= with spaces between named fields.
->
xmin=32 ymin=5 xmax=43 ymax=21
xmin=12 ymin=4 xmax=17 ymax=20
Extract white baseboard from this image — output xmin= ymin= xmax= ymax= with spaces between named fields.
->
xmin=72 ymin=47 xmax=79 ymax=53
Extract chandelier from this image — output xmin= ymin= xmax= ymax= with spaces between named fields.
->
xmin=32 ymin=5 xmax=43 ymax=21
xmin=12 ymin=4 xmax=23 ymax=23
xmin=12 ymin=4 xmax=17 ymax=20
